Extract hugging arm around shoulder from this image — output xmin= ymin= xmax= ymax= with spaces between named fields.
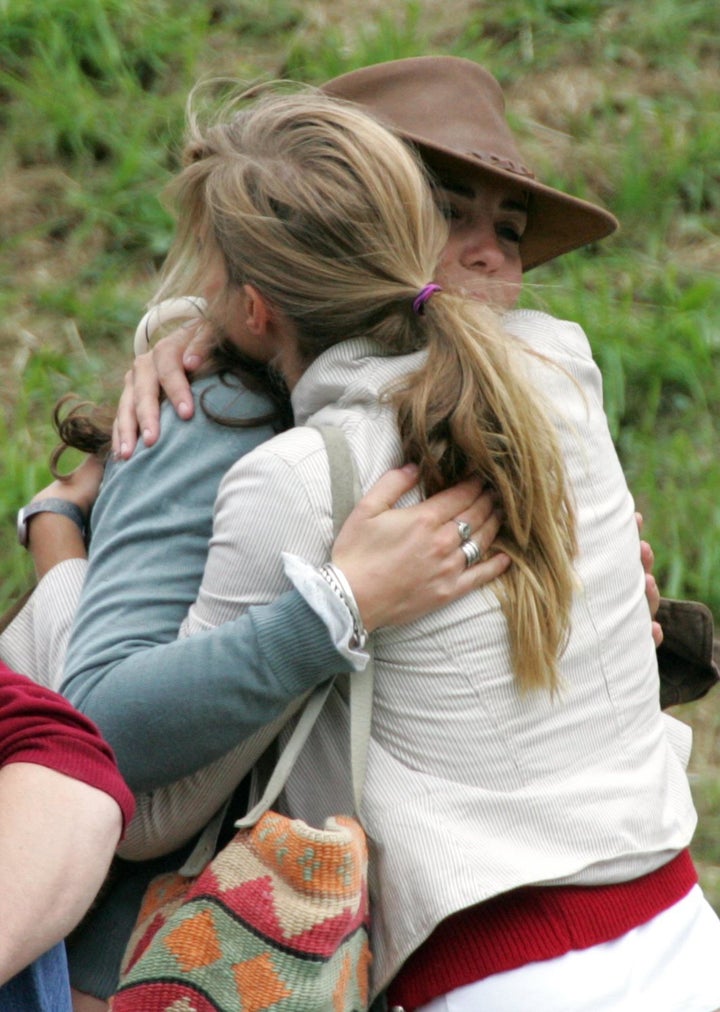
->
xmin=64 ymin=589 xmax=348 ymax=793
xmin=80 ymin=432 xmax=346 ymax=857
xmin=56 ymin=383 xmax=348 ymax=798
xmin=112 ymin=585 xmax=348 ymax=858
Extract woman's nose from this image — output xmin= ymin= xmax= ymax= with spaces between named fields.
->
xmin=461 ymin=227 xmax=505 ymax=272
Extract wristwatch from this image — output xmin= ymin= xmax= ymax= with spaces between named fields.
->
xmin=17 ymin=498 xmax=86 ymax=549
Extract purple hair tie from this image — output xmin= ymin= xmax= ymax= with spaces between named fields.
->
xmin=412 ymin=283 xmax=442 ymax=316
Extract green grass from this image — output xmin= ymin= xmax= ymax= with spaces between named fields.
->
xmin=520 ymin=239 xmax=720 ymax=611
xmin=283 ymin=1 xmax=431 ymax=80
xmin=0 ymin=330 xmax=108 ymax=603
xmin=1 ymin=0 xmax=719 ymax=904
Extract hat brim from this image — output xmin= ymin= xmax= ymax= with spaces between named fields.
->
xmin=408 ymin=137 xmax=619 ymax=271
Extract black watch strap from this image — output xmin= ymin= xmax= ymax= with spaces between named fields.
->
xmin=17 ymin=498 xmax=86 ymax=549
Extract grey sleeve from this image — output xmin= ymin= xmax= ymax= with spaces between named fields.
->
xmin=59 ymin=382 xmax=349 ymax=792
xmin=63 ymin=588 xmax=349 ymax=792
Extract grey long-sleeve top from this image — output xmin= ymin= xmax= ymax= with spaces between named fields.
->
xmin=58 ymin=375 xmax=350 ymax=793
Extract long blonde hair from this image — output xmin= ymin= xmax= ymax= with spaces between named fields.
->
xmin=160 ymin=85 xmax=577 ymax=692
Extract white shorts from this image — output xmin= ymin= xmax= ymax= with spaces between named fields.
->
xmin=417 ymin=885 xmax=720 ymax=1012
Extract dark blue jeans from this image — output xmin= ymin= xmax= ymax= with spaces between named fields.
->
xmin=0 ymin=943 xmax=72 ymax=1011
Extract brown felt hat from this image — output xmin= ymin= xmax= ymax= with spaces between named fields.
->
xmin=322 ymin=56 xmax=618 ymax=271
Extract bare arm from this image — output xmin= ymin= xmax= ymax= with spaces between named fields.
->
xmin=0 ymin=667 xmax=132 ymax=984
xmin=0 ymin=762 xmax=122 ymax=985
xmin=25 ymin=456 xmax=102 ymax=579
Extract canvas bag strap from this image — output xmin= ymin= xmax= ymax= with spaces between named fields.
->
xmin=180 ymin=425 xmax=370 ymax=874
xmin=235 ymin=424 xmax=373 ymax=829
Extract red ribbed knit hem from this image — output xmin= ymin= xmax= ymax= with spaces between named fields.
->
xmin=387 ymin=849 xmax=697 ymax=1011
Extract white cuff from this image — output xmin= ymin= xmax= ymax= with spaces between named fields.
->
xmin=282 ymin=552 xmax=369 ymax=671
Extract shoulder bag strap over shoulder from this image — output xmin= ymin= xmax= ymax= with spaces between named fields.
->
xmin=235 ymin=424 xmax=373 ymax=829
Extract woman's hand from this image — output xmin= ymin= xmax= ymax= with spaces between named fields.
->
xmin=331 ymin=466 xmax=510 ymax=632
xmin=112 ymin=322 xmax=212 ymax=459
xmin=636 ymin=512 xmax=663 ymax=648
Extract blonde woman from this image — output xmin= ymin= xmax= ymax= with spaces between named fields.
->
xmin=51 ymin=88 xmax=720 ymax=1010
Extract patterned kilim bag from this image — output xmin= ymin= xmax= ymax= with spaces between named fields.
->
xmin=110 ymin=426 xmax=373 ymax=1012
xmin=111 ymin=812 xmax=370 ymax=1011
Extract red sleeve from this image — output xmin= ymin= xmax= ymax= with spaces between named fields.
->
xmin=0 ymin=662 xmax=135 ymax=830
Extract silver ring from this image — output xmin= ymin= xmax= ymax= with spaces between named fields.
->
xmin=460 ymin=539 xmax=482 ymax=568
xmin=455 ymin=520 xmax=472 ymax=544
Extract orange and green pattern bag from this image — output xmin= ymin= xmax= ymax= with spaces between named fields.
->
xmin=110 ymin=811 xmax=370 ymax=1011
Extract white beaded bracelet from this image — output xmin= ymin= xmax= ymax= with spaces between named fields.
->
xmin=317 ymin=563 xmax=369 ymax=650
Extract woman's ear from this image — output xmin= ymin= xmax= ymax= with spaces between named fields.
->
xmin=242 ymin=284 xmax=272 ymax=336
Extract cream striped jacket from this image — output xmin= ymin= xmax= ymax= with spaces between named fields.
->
xmin=180 ymin=309 xmax=696 ymax=996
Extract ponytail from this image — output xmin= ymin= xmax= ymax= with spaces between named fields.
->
xmin=390 ymin=295 xmax=577 ymax=693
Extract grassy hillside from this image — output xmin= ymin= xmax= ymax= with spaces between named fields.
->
xmin=1 ymin=0 xmax=719 ymax=895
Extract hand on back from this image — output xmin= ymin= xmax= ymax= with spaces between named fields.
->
xmin=113 ymin=321 xmax=212 ymax=458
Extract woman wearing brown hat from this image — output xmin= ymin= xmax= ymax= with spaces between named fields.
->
xmin=114 ymin=55 xmax=619 ymax=446
xmin=21 ymin=79 xmax=720 ymax=1011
